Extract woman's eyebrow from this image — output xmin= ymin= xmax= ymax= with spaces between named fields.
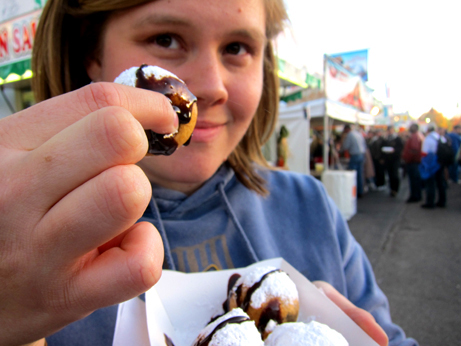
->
xmin=229 ymin=29 xmax=266 ymax=44
xmin=131 ymin=14 xmax=190 ymax=30
xmin=130 ymin=14 xmax=266 ymax=42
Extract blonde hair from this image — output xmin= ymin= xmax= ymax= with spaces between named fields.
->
xmin=32 ymin=0 xmax=288 ymax=195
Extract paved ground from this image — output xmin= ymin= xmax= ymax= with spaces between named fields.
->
xmin=347 ymin=175 xmax=461 ymax=346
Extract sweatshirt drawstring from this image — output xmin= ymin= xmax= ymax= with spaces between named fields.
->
xmin=218 ymin=182 xmax=259 ymax=263
xmin=148 ymin=198 xmax=176 ymax=271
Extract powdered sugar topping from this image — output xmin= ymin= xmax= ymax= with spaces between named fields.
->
xmin=234 ymin=266 xmax=298 ymax=309
xmin=193 ymin=308 xmax=263 ymax=346
xmin=264 ymin=321 xmax=349 ymax=346
xmin=208 ymin=320 xmax=264 ymax=346
xmin=113 ymin=65 xmax=183 ymax=86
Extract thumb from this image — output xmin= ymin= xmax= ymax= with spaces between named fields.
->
xmin=313 ymin=281 xmax=389 ymax=346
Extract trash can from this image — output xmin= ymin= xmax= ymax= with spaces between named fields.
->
xmin=321 ymin=170 xmax=357 ymax=220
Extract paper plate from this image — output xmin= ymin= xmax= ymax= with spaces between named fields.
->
xmin=114 ymin=258 xmax=379 ymax=346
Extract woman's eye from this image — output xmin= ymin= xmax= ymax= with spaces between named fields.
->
xmin=153 ymin=34 xmax=180 ymax=49
xmin=225 ymin=42 xmax=247 ymax=55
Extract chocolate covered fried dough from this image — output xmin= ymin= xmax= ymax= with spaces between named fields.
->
xmin=224 ymin=266 xmax=299 ymax=335
xmin=114 ymin=65 xmax=197 ymax=155
xmin=192 ymin=308 xmax=264 ymax=346
xmin=163 ymin=266 xmax=349 ymax=346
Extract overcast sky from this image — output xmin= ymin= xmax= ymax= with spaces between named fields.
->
xmin=280 ymin=0 xmax=460 ymax=119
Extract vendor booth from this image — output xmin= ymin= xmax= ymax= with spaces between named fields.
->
xmin=276 ymin=97 xmax=375 ymax=173
xmin=275 ymin=52 xmax=376 ymax=221
xmin=276 ymin=98 xmax=370 ymax=220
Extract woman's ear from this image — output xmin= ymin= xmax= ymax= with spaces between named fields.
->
xmin=85 ymin=58 xmax=102 ymax=82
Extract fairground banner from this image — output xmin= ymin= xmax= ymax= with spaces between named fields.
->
xmin=330 ymin=49 xmax=368 ymax=82
xmin=0 ymin=10 xmax=41 ymax=81
xmin=0 ymin=0 xmax=46 ymax=23
xmin=324 ymin=55 xmax=373 ymax=114
xmin=0 ymin=0 xmax=46 ymax=83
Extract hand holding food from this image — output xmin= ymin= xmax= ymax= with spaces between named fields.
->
xmin=0 ymin=82 xmax=176 ymax=345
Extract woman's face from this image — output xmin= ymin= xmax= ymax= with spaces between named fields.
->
xmin=87 ymin=0 xmax=266 ymax=194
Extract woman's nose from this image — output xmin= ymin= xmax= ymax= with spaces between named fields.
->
xmin=184 ymin=53 xmax=228 ymax=108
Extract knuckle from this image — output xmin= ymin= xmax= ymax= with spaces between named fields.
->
xmin=127 ymin=247 xmax=162 ymax=291
xmin=91 ymin=106 xmax=146 ymax=161
xmin=79 ymin=82 xmax=127 ymax=114
xmin=141 ymin=92 xmax=176 ymax=132
xmin=45 ymin=279 xmax=77 ymax=313
xmin=99 ymin=166 xmax=150 ymax=223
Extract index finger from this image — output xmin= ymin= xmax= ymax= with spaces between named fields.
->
xmin=0 ymin=82 xmax=178 ymax=151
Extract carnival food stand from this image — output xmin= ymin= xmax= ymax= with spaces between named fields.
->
xmin=275 ymin=54 xmax=376 ymax=220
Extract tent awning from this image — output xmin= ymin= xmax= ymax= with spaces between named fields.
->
xmin=279 ymin=98 xmax=375 ymax=126
xmin=278 ymin=69 xmax=307 ymax=88
xmin=277 ymin=57 xmax=308 ymax=88
xmin=0 ymin=9 xmax=42 ymax=85
xmin=0 ymin=59 xmax=33 ymax=84
xmin=325 ymin=99 xmax=374 ymax=125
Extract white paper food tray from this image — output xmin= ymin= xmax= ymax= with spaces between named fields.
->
xmin=113 ymin=258 xmax=379 ymax=346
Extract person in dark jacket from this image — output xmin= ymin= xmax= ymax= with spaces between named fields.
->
xmin=382 ymin=126 xmax=404 ymax=196
xmin=368 ymin=129 xmax=386 ymax=189
xmin=402 ymin=123 xmax=423 ymax=202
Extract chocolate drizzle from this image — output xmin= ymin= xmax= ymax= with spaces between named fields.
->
xmin=223 ymin=273 xmax=242 ymax=311
xmin=224 ymin=269 xmax=284 ymax=333
xmin=257 ymin=298 xmax=281 ymax=333
xmin=241 ymin=270 xmax=281 ymax=310
xmin=135 ymin=64 xmax=197 ymax=155
xmin=145 ymin=130 xmax=178 ymax=156
xmin=164 ymin=334 xmax=175 ymax=346
xmin=193 ymin=316 xmax=250 ymax=346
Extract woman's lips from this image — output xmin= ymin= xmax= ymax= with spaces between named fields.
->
xmin=191 ymin=121 xmax=225 ymax=142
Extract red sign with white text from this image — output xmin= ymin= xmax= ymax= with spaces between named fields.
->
xmin=0 ymin=10 xmax=40 ymax=66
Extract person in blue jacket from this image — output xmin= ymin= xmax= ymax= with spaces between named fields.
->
xmin=447 ymin=125 xmax=461 ymax=183
xmin=0 ymin=0 xmax=418 ymax=345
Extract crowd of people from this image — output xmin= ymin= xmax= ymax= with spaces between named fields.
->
xmin=336 ymin=123 xmax=461 ymax=208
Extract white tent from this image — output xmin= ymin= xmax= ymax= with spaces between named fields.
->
xmin=277 ymin=98 xmax=374 ymax=220
xmin=276 ymin=98 xmax=375 ymax=175
xmin=275 ymin=101 xmax=311 ymax=174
